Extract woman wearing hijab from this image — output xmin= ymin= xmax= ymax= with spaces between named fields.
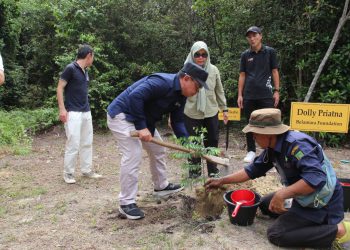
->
xmin=184 ymin=41 xmax=228 ymax=177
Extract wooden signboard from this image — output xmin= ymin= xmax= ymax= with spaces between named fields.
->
xmin=290 ymin=102 xmax=350 ymax=133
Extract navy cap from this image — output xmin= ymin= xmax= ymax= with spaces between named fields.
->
xmin=246 ymin=26 xmax=262 ymax=36
xmin=180 ymin=62 xmax=209 ymax=90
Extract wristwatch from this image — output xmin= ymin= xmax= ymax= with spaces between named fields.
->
xmin=274 ymin=88 xmax=280 ymax=92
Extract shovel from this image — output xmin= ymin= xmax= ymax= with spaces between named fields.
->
xmin=130 ymin=131 xmax=230 ymax=167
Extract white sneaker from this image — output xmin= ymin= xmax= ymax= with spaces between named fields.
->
xmin=82 ymin=172 xmax=102 ymax=179
xmin=64 ymin=173 xmax=76 ymax=184
xmin=243 ymin=151 xmax=256 ymax=163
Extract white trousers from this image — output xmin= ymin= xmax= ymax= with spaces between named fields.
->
xmin=107 ymin=113 xmax=168 ymax=205
xmin=64 ymin=111 xmax=93 ymax=175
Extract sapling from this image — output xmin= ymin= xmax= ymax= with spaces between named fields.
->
xmin=171 ymin=127 xmax=221 ymax=188
xmin=170 ymin=128 xmax=226 ymax=219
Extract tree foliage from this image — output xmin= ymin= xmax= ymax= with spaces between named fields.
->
xmin=0 ymin=0 xmax=348 ymax=142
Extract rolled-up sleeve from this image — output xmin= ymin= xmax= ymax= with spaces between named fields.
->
xmin=244 ymin=149 xmax=274 ymax=179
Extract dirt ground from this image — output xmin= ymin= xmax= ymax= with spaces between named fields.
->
xmin=0 ymin=124 xmax=350 ymax=250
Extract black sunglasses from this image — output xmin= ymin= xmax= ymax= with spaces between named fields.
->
xmin=194 ymin=52 xmax=208 ymax=58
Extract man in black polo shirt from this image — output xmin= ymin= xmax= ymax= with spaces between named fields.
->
xmin=237 ymin=26 xmax=280 ymax=163
xmin=57 ymin=44 xmax=102 ymax=184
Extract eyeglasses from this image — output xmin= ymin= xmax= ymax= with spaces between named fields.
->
xmin=194 ymin=80 xmax=202 ymax=89
xmin=194 ymin=52 xmax=208 ymax=58
xmin=183 ymin=73 xmax=202 ymax=89
xmin=191 ymin=78 xmax=202 ymax=90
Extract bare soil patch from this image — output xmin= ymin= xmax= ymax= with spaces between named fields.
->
xmin=0 ymin=125 xmax=349 ymax=250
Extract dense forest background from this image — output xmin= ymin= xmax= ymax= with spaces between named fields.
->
xmin=0 ymin=0 xmax=349 ymax=137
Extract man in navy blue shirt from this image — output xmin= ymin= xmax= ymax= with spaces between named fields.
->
xmin=237 ymin=26 xmax=281 ymax=163
xmin=107 ymin=62 xmax=208 ymax=220
xmin=57 ymin=44 xmax=102 ymax=184
xmin=205 ymin=108 xmax=350 ymax=248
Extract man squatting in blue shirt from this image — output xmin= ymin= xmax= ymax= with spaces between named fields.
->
xmin=205 ymin=108 xmax=350 ymax=249
xmin=107 ymin=62 xmax=208 ymax=220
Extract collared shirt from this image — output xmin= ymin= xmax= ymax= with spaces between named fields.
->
xmin=60 ymin=61 xmax=90 ymax=112
xmin=240 ymin=45 xmax=279 ymax=100
xmin=245 ymin=131 xmax=343 ymax=225
xmin=107 ymin=73 xmax=188 ymax=137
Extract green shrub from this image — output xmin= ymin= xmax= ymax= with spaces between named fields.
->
xmin=0 ymin=108 xmax=59 ymax=154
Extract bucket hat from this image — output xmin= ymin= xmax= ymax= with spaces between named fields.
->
xmin=242 ymin=108 xmax=290 ymax=135
xmin=180 ymin=62 xmax=209 ymax=90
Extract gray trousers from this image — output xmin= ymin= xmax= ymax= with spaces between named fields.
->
xmin=107 ymin=113 xmax=169 ymax=206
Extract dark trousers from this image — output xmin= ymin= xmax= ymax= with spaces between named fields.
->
xmin=184 ymin=113 xmax=219 ymax=176
xmin=260 ymin=193 xmax=338 ymax=249
xmin=243 ymin=98 xmax=274 ymax=152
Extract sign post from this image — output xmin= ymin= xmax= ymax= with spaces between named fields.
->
xmin=219 ymin=108 xmax=241 ymax=151
xmin=218 ymin=107 xmax=241 ymax=121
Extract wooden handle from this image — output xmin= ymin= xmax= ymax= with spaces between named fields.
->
xmin=130 ymin=130 xmax=191 ymax=153
xmin=130 ymin=130 xmax=229 ymax=166
xmin=130 ymin=131 xmax=139 ymax=137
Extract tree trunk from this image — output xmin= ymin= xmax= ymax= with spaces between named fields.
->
xmin=304 ymin=0 xmax=350 ymax=102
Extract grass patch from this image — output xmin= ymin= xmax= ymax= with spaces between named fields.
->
xmin=0 ymin=206 xmax=7 ymax=217
xmin=3 ymin=186 xmax=47 ymax=199
xmin=4 ymin=234 xmax=17 ymax=243
xmin=54 ymin=201 xmax=67 ymax=215
xmin=34 ymin=204 xmax=44 ymax=210
xmin=0 ymin=173 xmax=47 ymax=200
xmin=135 ymin=232 xmax=173 ymax=249
xmin=51 ymin=214 xmax=58 ymax=224
xmin=0 ymin=108 xmax=59 ymax=155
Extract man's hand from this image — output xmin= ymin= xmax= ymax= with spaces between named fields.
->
xmin=223 ymin=111 xmax=229 ymax=125
xmin=269 ymin=190 xmax=288 ymax=214
xmin=237 ymin=96 xmax=243 ymax=109
xmin=273 ymin=91 xmax=280 ymax=107
xmin=59 ymin=109 xmax=68 ymax=123
xmin=138 ymin=128 xmax=152 ymax=142
xmin=204 ymin=178 xmax=223 ymax=192
xmin=167 ymin=116 xmax=172 ymax=129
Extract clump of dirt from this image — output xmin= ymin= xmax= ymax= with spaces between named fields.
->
xmin=195 ymin=186 xmax=227 ymax=219
xmin=180 ymin=186 xmax=228 ymax=220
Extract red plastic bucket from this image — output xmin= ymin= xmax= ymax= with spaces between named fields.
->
xmin=230 ymin=189 xmax=255 ymax=217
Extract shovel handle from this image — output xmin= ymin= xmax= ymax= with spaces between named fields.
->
xmin=130 ymin=130 xmax=229 ymax=166
xmin=130 ymin=131 xmax=139 ymax=137
xmin=130 ymin=131 xmax=192 ymax=153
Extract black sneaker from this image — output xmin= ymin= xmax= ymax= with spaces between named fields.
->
xmin=154 ymin=183 xmax=184 ymax=196
xmin=119 ymin=203 xmax=145 ymax=220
